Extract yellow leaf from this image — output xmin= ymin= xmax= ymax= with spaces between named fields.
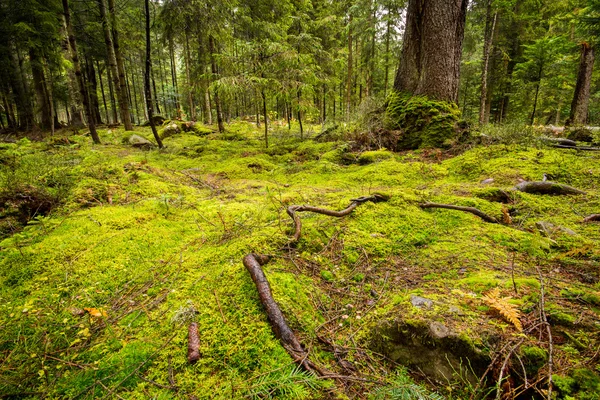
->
xmin=84 ymin=307 xmax=107 ymax=318
xmin=482 ymin=288 xmax=523 ymax=331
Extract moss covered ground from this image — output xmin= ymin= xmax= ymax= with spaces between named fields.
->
xmin=1 ymin=122 xmax=599 ymax=399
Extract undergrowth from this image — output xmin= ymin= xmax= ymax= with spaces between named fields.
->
xmin=1 ymin=121 xmax=599 ymax=399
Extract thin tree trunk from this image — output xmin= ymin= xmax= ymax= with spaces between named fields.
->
xmin=107 ymin=0 xmax=133 ymax=130
xmin=297 ymin=89 xmax=303 ymax=138
xmin=151 ymin=63 xmax=161 ymax=115
xmin=29 ymin=49 xmax=52 ymax=130
xmin=205 ymin=84 xmax=212 ymax=125
xmin=183 ymin=31 xmax=195 ymax=120
xmin=346 ymin=14 xmax=353 ymax=120
xmin=262 ymin=89 xmax=268 ymax=148
xmin=567 ymin=43 xmax=594 ymax=126
xmin=144 ymin=0 xmax=163 ymax=148
xmin=44 ymin=57 xmax=56 ymax=135
xmin=479 ymin=3 xmax=497 ymax=125
xmin=62 ymin=0 xmax=100 ymax=143
xmin=209 ymin=35 xmax=224 ymax=133
xmin=384 ymin=15 xmax=391 ymax=97
xmin=97 ymin=61 xmax=109 ymax=124
xmin=530 ymin=64 xmax=543 ymax=125
xmin=106 ymin=63 xmax=118 ymax=124
xmin=130 ymin=64 xmax=140 ymax=125
xmin=168 ymin=36 xmax=180 ymax=118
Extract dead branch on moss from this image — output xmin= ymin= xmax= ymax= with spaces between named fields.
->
xmin=515 ymin=181 xmax=586 ymax=195
xmin=242 ymin=194 xmax=389 ymax=376
xmin=419 ymin=202 xmax=499 ymax=223
xmin=583 ymin=214 xmax=600 ymax=223
xmin=550 ymin=144 xmax=600 ymax=151
xmin=287 ymin=193 xmax=390 ymax=243
xmin=187 ymin=322 xmax=201 ymax=364
xmin=243 ymin=253 xmax=327 ymax=374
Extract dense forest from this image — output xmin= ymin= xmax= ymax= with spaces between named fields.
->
xmin=1 ymin=0 xmax=600 ymax=399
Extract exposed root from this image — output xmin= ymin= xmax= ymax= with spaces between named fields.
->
xmin=419 ymin=202 xmax=499 ymax=224
xmin=515 ymin=181 xmax=586 ymax=195
xmin=287 ymin=193 xmax=389 ymax=244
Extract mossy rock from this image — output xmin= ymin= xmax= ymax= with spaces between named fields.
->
xmin=357 ymin=150 xmax=394 ymax=165
xmin=385 ymin=91 xmax=461 ymax=150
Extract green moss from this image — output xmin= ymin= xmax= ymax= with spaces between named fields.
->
xmin=520 ymin=346 xmax=548 ymax=376
xmin=385 ymin=91 xmax=461 ymax=149
xmin=320 ymin=270 xmax=334 ymax=282
xmin=357 ymin=150 xmax=395 ymax=165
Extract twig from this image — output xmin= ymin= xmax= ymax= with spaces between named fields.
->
xmin=419 ymin=202 xmax=499 ymax=223
xmin=214 ymin=289 xmax=227 ymax=324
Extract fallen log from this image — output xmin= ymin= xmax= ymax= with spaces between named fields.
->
xmin=550 ymin=144 xmax=600 ymax=151
xmin=583 ymin=214 xmax=600 ymax=223
xmin=540 ymin=136 xmax=577 ymax=147
xmin=515 ymin=181 xmax=586 ymax=195
xmin=187 ymin=322 xmax=200 ymax=364
xmin=243 ymin=253 xmax=325 ymax=374
xmin=419 ymin=202 xmax=499 ymax=224
xmin=287 ymin=193 xmax=389 ymax=244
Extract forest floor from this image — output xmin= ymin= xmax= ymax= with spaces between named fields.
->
xmin=0 ymin=121 xmax=599 ymax=399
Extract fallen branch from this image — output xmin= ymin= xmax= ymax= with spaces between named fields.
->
xmin=187 ymin=323 xmax=201 ymax=364
xmin=287 ymin=193 xmax=389 ymax=243
xmin=515 ymin=181 xmax=586 ymax=196
xmin=243 ymin=253 xmax=326 ymax=374
xmin=419 ymin=202 xmax=499 ymax=224
xmin=550 ymin=144 xmax=600 ymax=151
xmin=583 ymin=214 xmax=600 ymax=223
xmin=539 ymin=136 xmax=577 ymax=147
xmin=243 ymin=194 xmax=389 ymax=374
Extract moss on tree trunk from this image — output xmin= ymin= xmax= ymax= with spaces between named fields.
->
xmin=385 ymin=91 xmax=461 ymax=149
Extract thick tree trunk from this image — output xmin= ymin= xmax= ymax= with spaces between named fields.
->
xmin=106 ymin=63 xmax=118 ymax=124
xmin=7 ymin=48 xmax=34 ymax=130
xmin=85 ymin=57 xmax=103 ymax=124
xmin=60 ymin=19 xmax=84 ymax=127
xmin=29 ymin=49 xmax=52 ymax=130
xmin=107 ymin=0 xmax=133 ymax=130
xmin=479 ymin=2 xmax=497 ymax=125
xmin=209 ymin=35 xmax=224 ymax=133
xmin=62 ymin=0 xmax=100 ymax=144
xmin=144 ymin=0 xmax=163 ymax=148
xmin=567 ymin=43 xmax=594 ymax=126
xmin=393 ymin=0 xmax=468 ymax=103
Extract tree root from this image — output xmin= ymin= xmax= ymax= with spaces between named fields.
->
xmin=583 ymin=214 xmax=600 ymax=223
xmin=242 ymin=194 xmax=389 ymax=375
xmin=287 ymin=193 xmax=389 ymax=244
xmin=419 ymin=202 xmax=499 ymax=224
xmin=515 ymin=181 xmax=586 ymax=195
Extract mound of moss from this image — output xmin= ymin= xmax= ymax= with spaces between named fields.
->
xmin=385 ymin=91 xmax=461 ymax=150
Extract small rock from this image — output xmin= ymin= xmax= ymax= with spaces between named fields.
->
xmin=448 ymin=306 xmax=464 ymax=315
xmin=128 ymin=134 xmax=155 ymax=150
xmin=429 ymin=321 xmax=452 ymax=339
xmin=410 ymin=294 xmax=433 ymax=309
xmin=536 ymin=221 xmax=576 ymax=236
xmin=480 ymin=178 xmax=494 ymax=184
xmin=161 ymin=122 xmax=181 ymax=139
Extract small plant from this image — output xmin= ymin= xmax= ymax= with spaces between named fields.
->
xmin=371 ymin=369 xmax=445 ymax=400
xmin=482 ymin=288 xmax=523 ymax=331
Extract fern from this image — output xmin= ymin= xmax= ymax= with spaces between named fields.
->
xmin=482 ymin=288 xmax=523 ymax=331
xmin=243 ymin=366 xmax=321 ymax=399
xmin=371 ymin=371 xmax=445 ymax=400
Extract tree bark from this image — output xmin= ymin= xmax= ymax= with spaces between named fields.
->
xmin=393 ymin=0 xmax=468 ymax=103
xmin=106 ymin=62 xmax=118 ymax=124
xmin=567 ymin=43 xmax=594 ymax=126
xmin=85 ymin=56 xmax=103 ymax=125
xmin=62 ymin=0 xmax=100 ymax=144
xmin=144 ymin=0 xmax=163 ymax=148
xmin=479 ymin=1 xmax=497 ymax=125
xmin=262 ymin=89 xmax=268 ymax=148
xmin=107 ymin=0 xmax=133 ymax=130
xmin=7 ymin=47 xmax=34 ymax=130
xmin=168 ymin=36 xmax=181 ymax=118
xmin=183 ymin=31 xmax=195 ymax=121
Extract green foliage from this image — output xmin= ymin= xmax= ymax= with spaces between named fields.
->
xmin=371 ymin=369 xmax=444 ymax=400
xmin=385 ymin=91 xmax=461 ymax=149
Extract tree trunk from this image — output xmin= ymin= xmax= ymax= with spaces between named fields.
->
xmin=144 ymin=0 xmax=163 ymax=148
xmin=107 ymin=0 xmax=133 ymax=130
xmin=183 ymin=31 xmax=195 ymax=120
xmin=62 ymin=0 xmax=100 ymax=144
xmin=261 ymin=89 xmax=268 ymax=148
xmin=61 ymin=18 xmax=84 ymax=127
xmin=393 ymin=0 xmax=468 ymax=103
xmin=346 ymin=14 xmax=353 ymax=120
xmin=479 ymin=2 xmax=497 ymax=125
xmin=106 ymin=63 xmax=118 ymax=124
xmin=384 ymin=14 xmax=391 ymax=97
xmin=567 ymin=43 xmax=594 ymax=126
xmin=85 ymin=56 xmax=103 ymax=124
xmin=168 ymin=36 xmax=180 ymax=118
xmin=297 ymin=89 xmax=303 ymax=138
xmin=209 ymin=35 xmax=224 ymax=133
xmin=29 ymin=49 xmax=52 ymax=130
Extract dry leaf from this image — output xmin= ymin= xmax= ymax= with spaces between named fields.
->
xmin=84 ymin=307 xmax=107 ymax=318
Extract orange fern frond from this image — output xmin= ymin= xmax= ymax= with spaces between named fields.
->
xmin=482 ymin=288 xmax=523 ymax=331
